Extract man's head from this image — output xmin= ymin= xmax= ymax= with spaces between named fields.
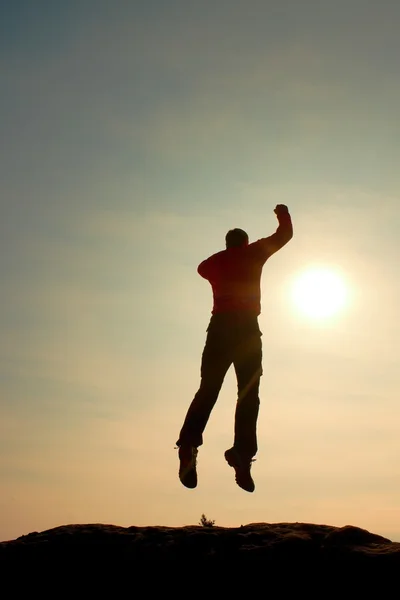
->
xmin=225 ymin=228 xmax=249 ymax=249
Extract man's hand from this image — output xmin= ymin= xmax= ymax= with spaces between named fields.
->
xmin=274 ymin=204 xmax=290 ymax=217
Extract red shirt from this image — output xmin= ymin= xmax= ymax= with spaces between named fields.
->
xmin=197 ymin=215 xmax=293 ymax=315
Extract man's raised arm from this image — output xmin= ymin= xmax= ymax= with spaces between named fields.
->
xmin=255 ymin=204 xmax=293 ymax=260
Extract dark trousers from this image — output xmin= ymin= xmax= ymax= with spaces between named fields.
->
xmin=176 ymin=312 xmax=263 ymax=459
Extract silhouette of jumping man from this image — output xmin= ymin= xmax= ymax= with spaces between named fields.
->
xmin=176 ymin=204 xmax=293 ymax=492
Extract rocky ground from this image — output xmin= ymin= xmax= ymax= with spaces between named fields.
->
xmin=1 ymin=521 xmax=399 ymax=565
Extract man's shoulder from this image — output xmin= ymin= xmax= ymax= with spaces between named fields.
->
xmin=249 ymin=238 xmax=268 ymax=248
xmin=206 ymin=248 xmax=230 ymax=262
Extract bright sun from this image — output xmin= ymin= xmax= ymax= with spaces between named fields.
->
xmin=291 ymin=268 xmax=348 ymax=319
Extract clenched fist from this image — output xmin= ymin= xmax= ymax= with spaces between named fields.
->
xmin=274 ymin=204 xmax=290 ymax=217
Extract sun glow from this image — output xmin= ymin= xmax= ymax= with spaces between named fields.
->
xmin=292 ymin=267 xmax=348 ymax=319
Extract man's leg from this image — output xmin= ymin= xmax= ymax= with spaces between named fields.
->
xmin=176 ymin=325 xmax=232 ymax=449
xmin=224 ymin=330 xmax=262 ymax=493
xmin=233 ymin=331 xmax=262 ymax=459
xmin=176 ymin=320 xmax=232 ymax=488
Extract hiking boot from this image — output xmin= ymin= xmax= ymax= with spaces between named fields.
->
xmin=224 ymin=447 xmax=255 ymax=492
xmin=178 ymin=445 xmax=198 ymax=489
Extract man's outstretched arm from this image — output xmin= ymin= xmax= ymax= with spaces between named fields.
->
xmin=255 ymin=204 xmax=293 ymax=260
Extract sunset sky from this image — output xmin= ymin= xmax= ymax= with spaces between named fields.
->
xmin=1 ymin=0 xmax=400 ymax=542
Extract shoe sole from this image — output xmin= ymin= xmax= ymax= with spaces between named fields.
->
xmin=179 ymin=468 xmax=197 ymax=489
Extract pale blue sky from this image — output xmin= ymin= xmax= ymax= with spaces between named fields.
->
xmin=1 ymin=0 xmax=400 ymax=541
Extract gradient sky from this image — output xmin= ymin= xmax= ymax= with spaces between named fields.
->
xmin=1 ymin=0 xmax=400 ymax=542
